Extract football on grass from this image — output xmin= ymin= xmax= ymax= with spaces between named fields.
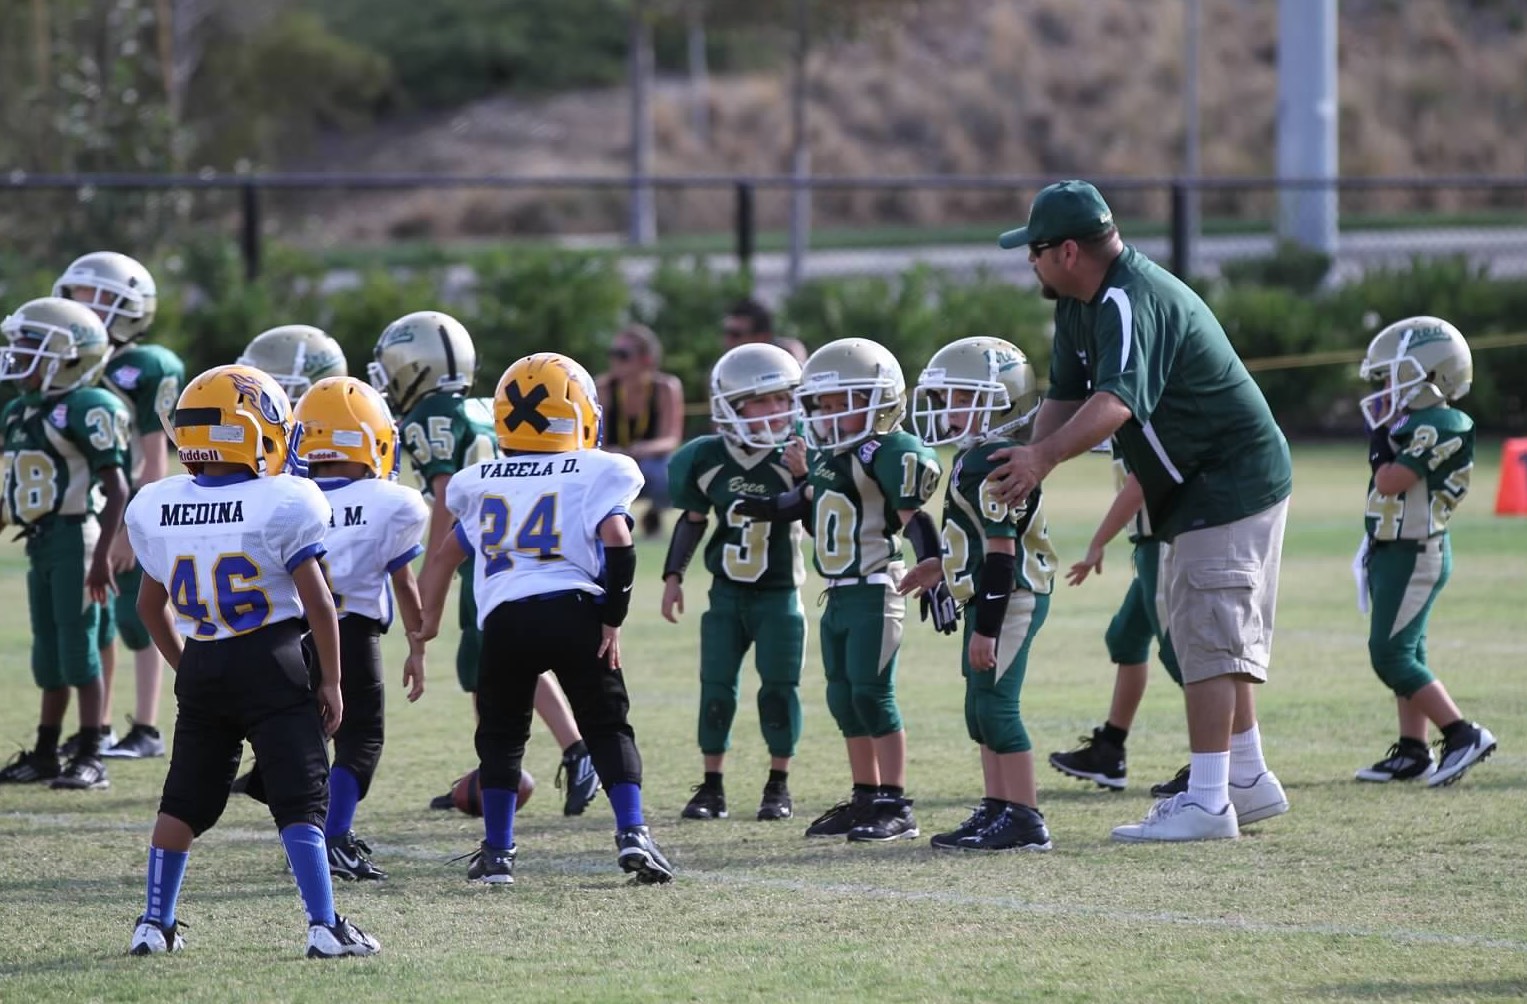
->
xmin=450 ymin=768 xmax=535 ymax=816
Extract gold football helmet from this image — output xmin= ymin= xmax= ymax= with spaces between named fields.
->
xmin=494 ymin=353 xmax=602 ymax=453
xmin=1359 ymin=316 xmax=1473 ymax=429
xmin=368 ymin=310 xmax=477 ymax=415
xmin=0 ymin=297 xmax=114 ymax=395
xmin=912 ymin=337 xmax=1041 ymax=447
xmin=52 ymin=251 xmax=158 ymax=345
xmin=171 ymin=364 xmax=297 ymax=475
xmin=795 ymin=337 xmax=906 ymax=450
xmin=710 ymin=342 xmax=802 ymax=450
xmin=238 ymin=325 xmax=348 ymax=400
xmin=294 ymin=377 xmax=398 ymax=478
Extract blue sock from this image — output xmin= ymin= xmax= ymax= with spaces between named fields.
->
xmin=608 ymin=782 xmax=645 ymax=830
xmin=481 ymin=787 xmax=518 ymax=850
xmin=144 ymin=846 xmax=188 ymax=927
xmin=325 ymin=766 xmax=360 ymax=840
xmin=280 ymin=824 xmax=335 ymax=927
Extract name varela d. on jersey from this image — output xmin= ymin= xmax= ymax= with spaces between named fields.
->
xmin=329 ymin=505 xmax=366 ymax=528
xmin=160 ymin=500 xmax=245 ymax=526
xmin=477 ymin=457 xmax=581 ymax=479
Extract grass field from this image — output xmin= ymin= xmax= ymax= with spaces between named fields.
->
xmin=2 ymin=442 xmax=1526 ymax=1002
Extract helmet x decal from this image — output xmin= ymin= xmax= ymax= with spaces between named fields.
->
xmin=503 ymin=380 xmax=550 ymax=432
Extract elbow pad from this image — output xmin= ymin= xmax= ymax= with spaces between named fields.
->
xmin=662 ymin=516 xmax=707 ymax=583
xmin=905 ymin=509 xmax=942 ymax=564
xmin=973 ymin=552 xmax=1016 ymax=638
xmin=601 ymin=544 xmax=637 ymax=627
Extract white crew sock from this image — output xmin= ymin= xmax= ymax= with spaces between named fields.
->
xmin=1185 ymin=751 xmax=1230 ymax=813
xmin=1229 ymin=723 xmax=1269 ymax=786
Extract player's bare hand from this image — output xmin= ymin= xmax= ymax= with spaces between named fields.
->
xmin=968 ymin=632 xmax=998 ymax=672
xmin=108 ymin=532 xmax=136 ymax=574
xmin=412 ymin=611 xmax=441 ymax=645
xmin=661 ymin=577 xmax=684 ymax=623
xmin=86 ymin=555 xmax=117 ymax=605
xmin=1066 ymin=544 xmax=1105 ymax=586
xmin=403 ymin=650 xmax=426 ymax=702
xmin=317 ymin=681 xmax=344 ymax=735
xmin=896 ymin=557 xmax=943 ymax=598
xmin=783 ymin=435 xmax=808 ymax=479
xmin=597 ymin=625 xmax=622 ymax=670
xmin=986 ymin=444 xmax=1052 ymax=506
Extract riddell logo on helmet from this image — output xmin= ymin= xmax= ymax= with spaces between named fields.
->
xmin=178 ymin=447 xmax=223 ymax=462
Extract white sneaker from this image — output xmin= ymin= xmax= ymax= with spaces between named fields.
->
xmin=1110 ymin=794 xmax=1239 ymax=843
xmin=1229 ymin=771 xmax=1289 ymax=825
xmin=1428 ymin=723 xmax=1498 ymax=788
xmin=306 ymin=915 xmax=381 ymax=958
xmin=128 ymin=916 xmax=185 ymax=956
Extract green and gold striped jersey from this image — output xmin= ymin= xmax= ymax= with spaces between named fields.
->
xmin=1365 ymin=405 xmax=1473 ymax=542
xmin=1 ymin=387 xmax=130 ymax=525
xmin=400 ymin=392 xmax=498 ymax=496
xmin=668 ymin=434 xmax=805 ymax=589
xmin=807 ymin=430 xmax=941 ymax=580
xmin=102 ymin=342 xmax=184 ymax=484
xmin=940 ymin=441 xmax=1057 ymax=601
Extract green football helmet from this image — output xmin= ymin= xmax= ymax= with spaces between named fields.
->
xmin=795 ymin=337 xmax=906 ymax=450
xmin=0 ymin=297 xmax=113 ymax=395
xmin=710 ymin=342 xmax=803 ymax=450
xmin=52 ymin=251 xmax=158 ymax=345
xmin=368 ymin=310 xmax=477 ymax=415
xmin=237 ymin=325 xmax=348 ymax=400
xmin=912 ymin=336 xmax=1040 ymax=448
xmin=1359 ymin=315 xmax=1473 ymax=429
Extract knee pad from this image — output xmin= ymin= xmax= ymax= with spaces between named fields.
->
xmin=825 ymin=677 xmax=865 ymax=737
xmin=698 ymin=685 xmax=738 ymax=756
xmin=977 ymin=705 xmax=1031 ymax=754
xmin=964 ymin=693 xmax=984 ymax=746
xmin=158 ymin=796 xmax=229 ymax=839
xmin=851 ymin=681 xmax=902 ymax=738
xmin=756 ymin=683 xmax=801 ymax=758
xmin=1104 ymin=614 xmax=1150 ymax=668
xmin=474 ymin=722 xmax=529 ymax=790
xmin=1368 ymin=641 xmax=1434 ymax=699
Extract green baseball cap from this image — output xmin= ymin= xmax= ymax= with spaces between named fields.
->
xmin=997 ymin=180 xmax=1115 ymax=250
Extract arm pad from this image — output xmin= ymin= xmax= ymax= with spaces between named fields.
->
xmin=601 ymin=544 xmax=637 ymax=627
xmin=662 ymin=515 xmax=707 ymax=582
xmin=905 ymin=509 xmax=942 ymax=564
xmin=972 ymin=552 xmax=1016 ymax=638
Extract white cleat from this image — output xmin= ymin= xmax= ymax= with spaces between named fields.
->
xmin=129 ymin=916 xmax=185 ymax=956
xmin=1428 ymin=723 xmax=1498 ymax=788
xmin=306 ymin=915 xmax=381 ymax=959
xmin=1229 ymin=771 xmax=1289 ymax=825
xmin=1111 ymin=794 xmax=1240 ymax=843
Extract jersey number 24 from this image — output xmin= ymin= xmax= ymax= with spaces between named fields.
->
xmin=479 ymin=493 xmax=562 ymax=575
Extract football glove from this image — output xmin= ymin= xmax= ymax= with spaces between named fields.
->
xmin=733 ymin=484 xmax=810 ymax=524
xmin=920 ymin=580 xmax=960 ymax=635
xmin=1368 ymin=423 xmax=1396 ymax=474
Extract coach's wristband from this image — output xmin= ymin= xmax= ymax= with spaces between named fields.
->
xmin=973 ymin=552 xmax=1016 ymax=638
xmin=601 ymin=544 xmax=637 ymax=627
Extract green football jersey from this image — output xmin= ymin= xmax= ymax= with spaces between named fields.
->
xmin=1111 ymin=440 xmax=1153 ymax=542
xmin=1365 ymin=405 xmax=1473 ymax=542
xmin=400 ymin=392 xmax=497 ymax=496
xmin=1 ymin=387 xmax=130 ymax=525
xmin=941 ymin=441 xmax=1057 ymax=601
xmin=807 ymin=430 xmax=941 ymax=580
xmin=102 ymin=343 xmax=184 ymax=484
xmin=668 ymin=434 xmax=805 ymax=589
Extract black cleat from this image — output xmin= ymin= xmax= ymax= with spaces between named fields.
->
xmin=681 ymin=784 xmax=728 ymax=820
xmin=1150 ymin=764 xmax=1191 ymax=798
xmin=1355 ymin=740 xmax=1435 ymax=783
xmin=465 ymin=841 xmax=516 ymax=886
xmin=930 ymin=799 xmax=1000 ymax=851
xmin=803 ymin=791 xmax=877 ymax=838
xmin=102 ymin=722 xmax=165 ymax=759
xmin=846 ymin=796 xmax=920 ymax=843
xmin=557 ymin=749 xmax=600 ymax=817
xmin=306 ymin=915 xmax=380 ymax=957
xmin=0 ymin=748 xmax=60 ymax=784
xmin=428 ymin=791 xmax=455 ymax=811
xmin=757 ymin=781 xmax=793 ymax=821
xmin=60 ymin=728 xmax=116 ymax=759
xmin=1048 ymin=728 xmax=1126 ymax=790
xmin=129 ymin=916 xmax=186 ymax=956
xmin=1428 ymin=723 xmax=1498 ymax=788
xmin=616 ymin=826 xmax=674 ymax=884
xmin=957 ymin=804 xmax=1052 ymax=852
xmin=327 ymin=832 xmax=388 ymax=881
xmin=50 ymin=754 xmax=109 ymax=790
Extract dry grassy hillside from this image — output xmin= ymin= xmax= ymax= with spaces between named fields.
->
xmin=294 ymin=0 xmax=1527 ymax=244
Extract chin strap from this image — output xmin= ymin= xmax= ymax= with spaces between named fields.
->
xmin=662 ymin=515 xmax=707 ymax=582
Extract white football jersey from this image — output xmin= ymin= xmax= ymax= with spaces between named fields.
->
xmin=446 ymin=449 xmax=642 ymax=626
xmin=126 ymin=473 xmax=331 ymax=641
xmin=313 ymin=476 xmax=429 ymax=627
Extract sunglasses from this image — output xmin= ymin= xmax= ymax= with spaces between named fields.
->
xmin=608 ymin=346 xmax=635 ymax=361
xmin=723 ymin=324 xmax=750 ymax=339
xmin=1028 ymin=239 xmax=1064 ymax=255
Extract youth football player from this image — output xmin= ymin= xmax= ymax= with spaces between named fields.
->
xmin=663 ymin=342 xmax=808 ymax=821
xmin=294 ymin=377 xmax=429 ymax=879
xmin=238 ymin=324 xmax=348 ymax=400
xmin=414 ymin=352 xmax=674 ymax=886
xmin=124 ymin=364 xmax=379 ymax=958
xmin=0 ymin=298 xmax=129 ymax=790
xmin=370 ymin=311 xmax=598 ymax=814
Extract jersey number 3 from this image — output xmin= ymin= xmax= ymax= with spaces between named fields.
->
xmin=479 ymin=493 xmax=562 ymax=575
xmin=169 ymin=554 xmax=272 ymax=636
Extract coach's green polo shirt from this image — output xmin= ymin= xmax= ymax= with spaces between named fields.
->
xmin=1048 ymin=245 xmax=1292 ymax=540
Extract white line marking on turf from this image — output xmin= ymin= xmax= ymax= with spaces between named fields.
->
xmin=7 ymin=810 xmax=1527 ymax=954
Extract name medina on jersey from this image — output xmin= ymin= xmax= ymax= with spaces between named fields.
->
xmin=160 ymin=500 xmax=245 ymax=526
xmin=477 ymin=456 xmax=582 ymax=478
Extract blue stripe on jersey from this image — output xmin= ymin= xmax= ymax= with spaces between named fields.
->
xmin=193 ymin=471 xmax=257 ymax=487
xmin=314 ymin=477 xmax=355 ymax=492
xmin=285 ymin=541 xmax=326 ymax=573
xmin=452 ymin=521 xmax=472 ymax=553
xmin=386 ymin=544 xmax=424 ymax=574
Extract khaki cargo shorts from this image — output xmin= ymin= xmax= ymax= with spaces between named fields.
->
xmin=1159 ymin=497 xmax=1288 ymax=684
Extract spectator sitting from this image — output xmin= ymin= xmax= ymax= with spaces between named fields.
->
xmin=724 ymin=298 xmax=809 ymax=365
xmin=597 ymin=324 xmax=685 ymax=539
